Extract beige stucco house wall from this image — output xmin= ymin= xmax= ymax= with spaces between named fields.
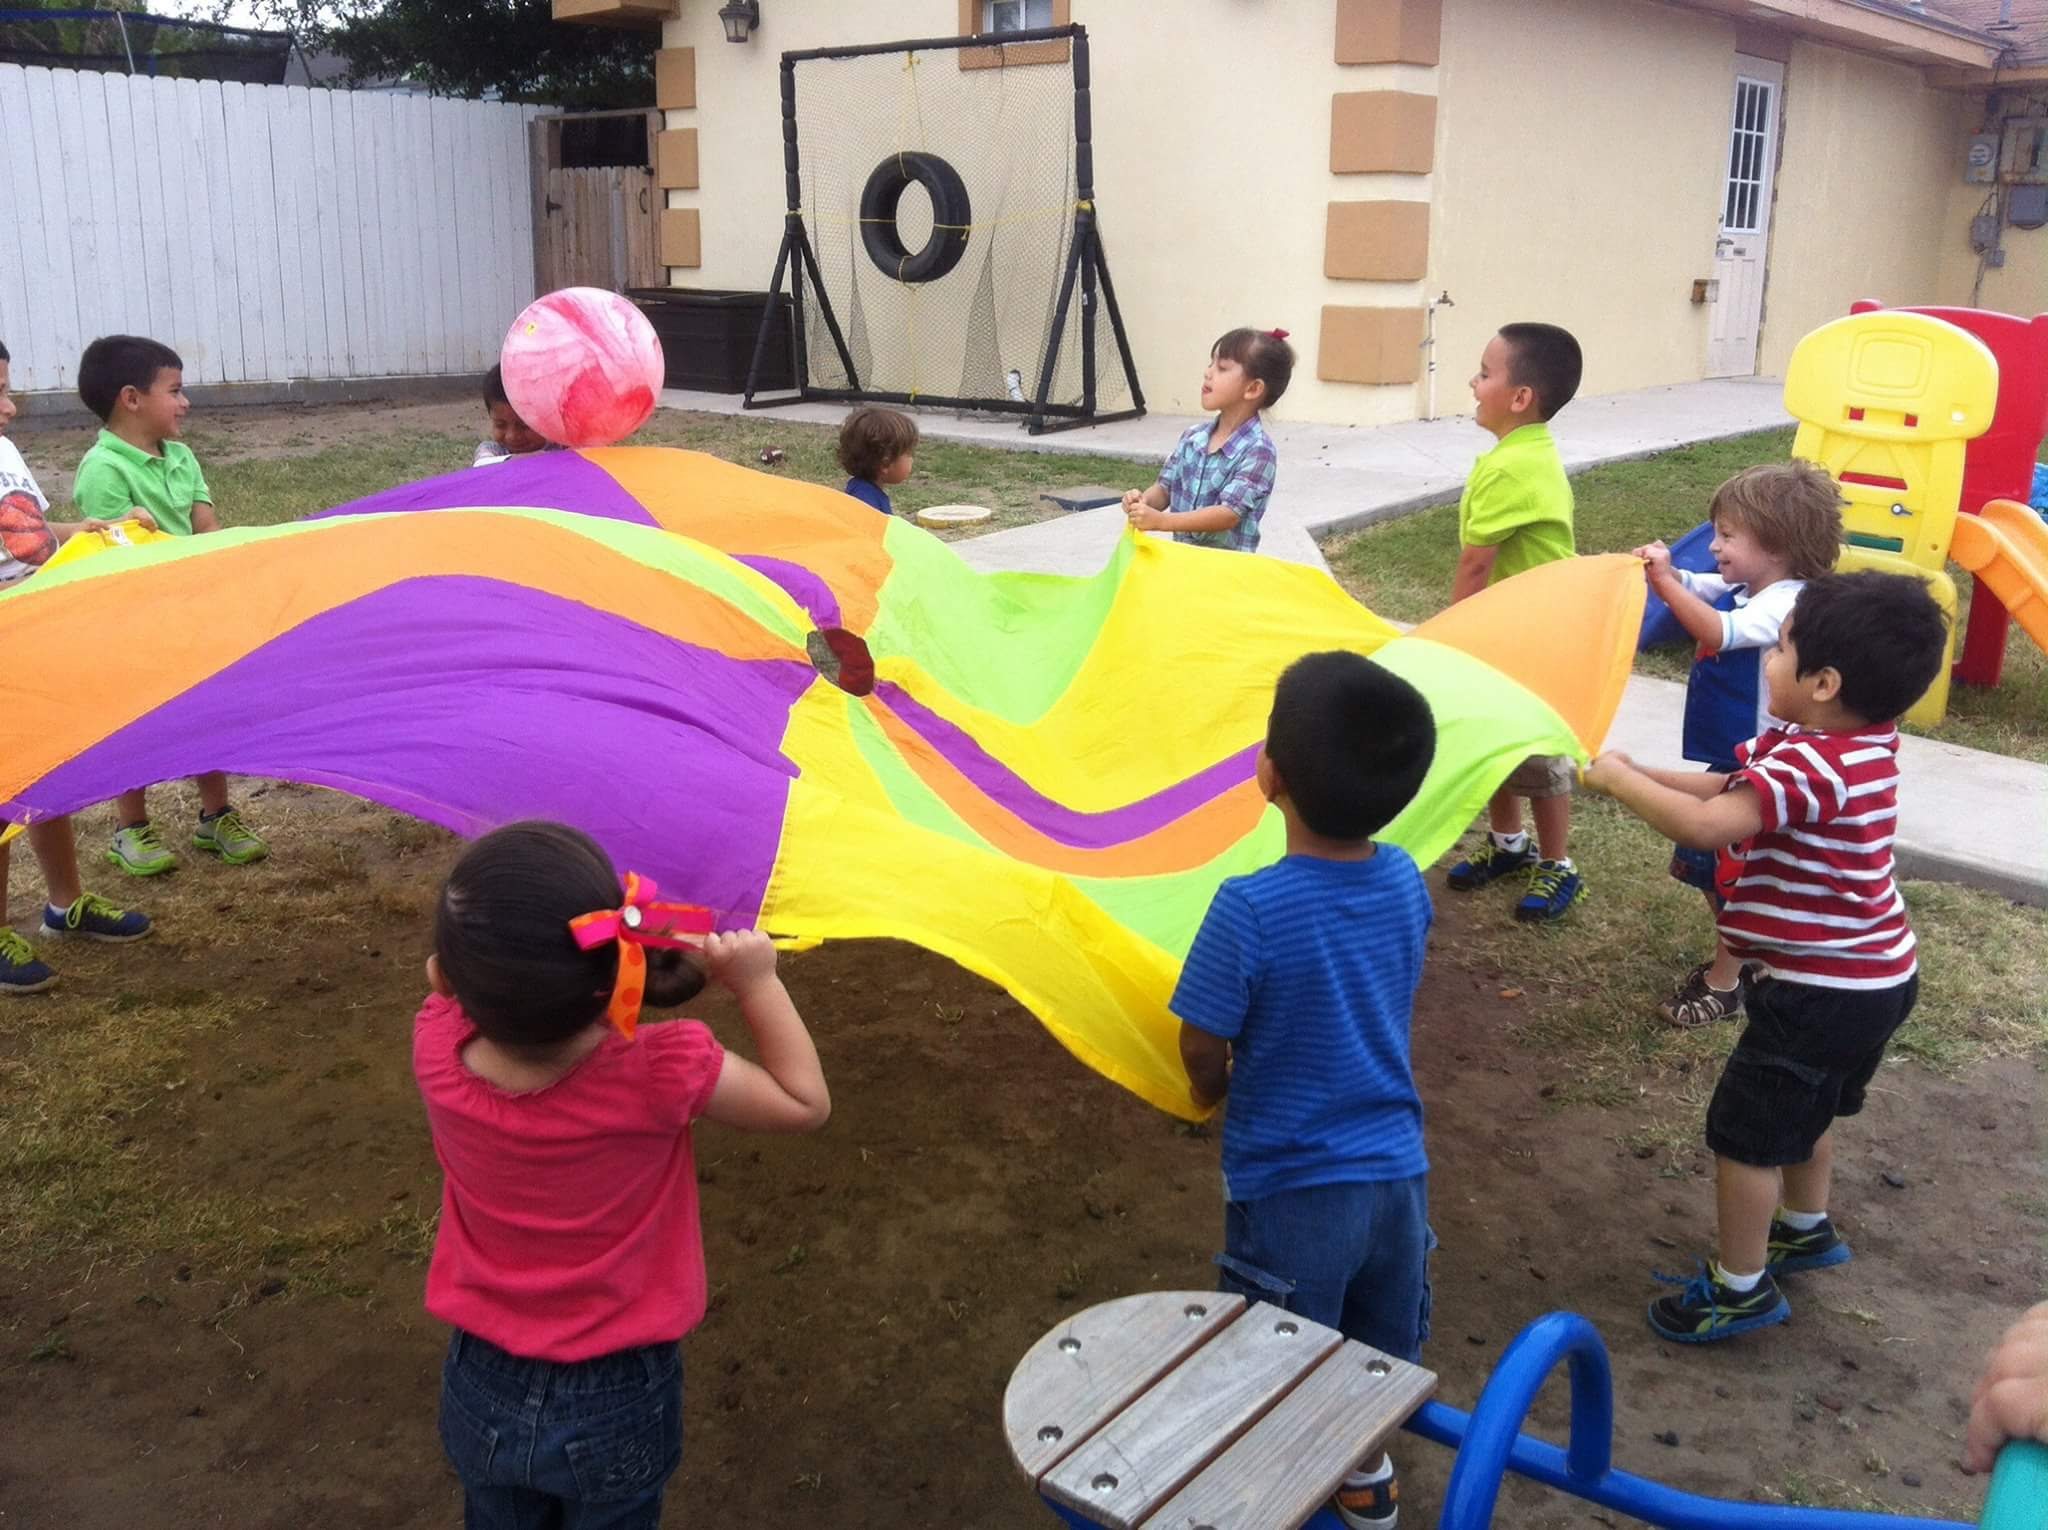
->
xmin=641 ymin=0 xmax=2008 ymax=427
xmin=1937 ymin=202 xmax=2048 ymax=320
xmin=1933 ymin=101 xmax=2048 ymax=321
xmin=1428 ymin=0 xmax=1732 ymax=406
xmin=1756 ymin=41 xmax=1965 ymax=376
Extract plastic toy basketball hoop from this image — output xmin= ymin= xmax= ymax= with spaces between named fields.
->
xmin=915 ymin=504 xmax=993 ymax=528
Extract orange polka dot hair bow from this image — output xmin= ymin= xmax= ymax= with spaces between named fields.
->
xmin=567 ymin=873 xmax=716 ymax=1040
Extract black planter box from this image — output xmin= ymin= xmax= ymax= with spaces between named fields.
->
xmin=626 ymin=288 xmax=795 ymax=394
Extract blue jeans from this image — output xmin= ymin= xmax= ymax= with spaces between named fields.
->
xmin=439 ymin=1330 xmax=683 ymax=1530
xmin=1214 ymin=1175 xmax=1434 ymax=1363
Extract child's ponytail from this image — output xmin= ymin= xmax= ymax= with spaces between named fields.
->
xmin=434 ymin=821 xmax=709 ymax=1047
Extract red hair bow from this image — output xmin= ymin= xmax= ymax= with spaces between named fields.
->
xmin=567 ymin=872 xmax=715 ymax=1040
xmin=1267 ymin=327 xmax=1290 ymax=341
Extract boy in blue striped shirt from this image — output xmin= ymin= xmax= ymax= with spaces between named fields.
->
xmin=1172 ymin=651 xmax=1436 ymax=1530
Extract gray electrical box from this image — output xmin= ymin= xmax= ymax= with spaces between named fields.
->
xmin=1968 ymin=132 xmax=2000 ymax=183
xmin=2003 ymin=118 xmax=2048 ymax=185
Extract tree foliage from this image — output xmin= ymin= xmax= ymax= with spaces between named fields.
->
xmin=238 ymin=0 xmax=653 ymax=109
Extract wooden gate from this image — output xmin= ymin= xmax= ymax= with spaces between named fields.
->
xmin=530 ymin=109 xmax=660 ymax=293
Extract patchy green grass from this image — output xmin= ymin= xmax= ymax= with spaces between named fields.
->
xmin=1324 ymin=427 xmax=2048 ymax=762
xmin=0 ymin=787 xmax=447 ymax=1287
xmin=0 ymin=1039 xmax=430 ymax=1301
xmin=1327 ymin=430 xmax=1799 ymax=622
xmin=16 ymin=402 xmax=1155 ymax=541
xmin=1434 ymin=796 xmax=2048 ymax=1132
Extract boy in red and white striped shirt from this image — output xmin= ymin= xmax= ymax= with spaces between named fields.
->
xmin=1584 ymin=571 xmax=1948 ymax=1344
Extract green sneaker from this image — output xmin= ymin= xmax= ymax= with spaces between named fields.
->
xmin=108 ymin=823 xmax=178 ymax=877
xmin=193 ymin=807 xmax=268 ymax=866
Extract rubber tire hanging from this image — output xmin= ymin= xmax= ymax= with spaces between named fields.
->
xmin=859 ymin=152 xmax=972 ymax=284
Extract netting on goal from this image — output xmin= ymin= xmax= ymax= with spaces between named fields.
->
xmin=744 ymin=25 xmax=1143 ymax=433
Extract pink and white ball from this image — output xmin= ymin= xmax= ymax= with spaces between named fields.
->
xmin=499 ymin=288 xmax=665 ymax=449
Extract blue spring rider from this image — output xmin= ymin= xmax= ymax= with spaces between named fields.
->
xmin=1384 ymin=1312 xmax=2045 ymax=1530
xmin=1015 ymin=1302 xmax=2046 ymax=1530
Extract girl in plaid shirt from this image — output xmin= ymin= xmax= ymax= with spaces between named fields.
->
xmin=1124 ymin=328 xmax=1292 ymax=554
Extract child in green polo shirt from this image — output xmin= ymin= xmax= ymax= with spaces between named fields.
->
xmin=74 ymin=335 xmax=269 ymax=876
xmin=1443 ymin=322 xmax=1586 ymax=924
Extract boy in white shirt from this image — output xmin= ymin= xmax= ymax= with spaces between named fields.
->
xmin=0 ymin=338 xmax=154 ymax=993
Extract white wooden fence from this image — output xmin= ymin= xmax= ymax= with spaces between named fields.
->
xmin=0 ymin=63 xmax=540 ymax=393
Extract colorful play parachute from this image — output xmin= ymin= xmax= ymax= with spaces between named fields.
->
xmin=0 ymin=450 xmax=1642 ymax=1118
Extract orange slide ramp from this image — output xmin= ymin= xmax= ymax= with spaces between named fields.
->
xmin=1951 ymin=499 xmax=2048 ymax=655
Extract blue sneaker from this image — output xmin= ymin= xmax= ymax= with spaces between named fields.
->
xmin=1767 ymin=1216 xmax=1853 ymax=1275
xmin=1446 ymin=837 xmax=1536 ymax=892
xmin=41 ymin=892 xmax=152 ymax=943
xmin=1648 ymin=1263 xmax=1790 ymax=1344
xmin=1515 ymin=859 xmax=1586 ymax=922
xmin=0 ymin=928 xmax=57 ymax=995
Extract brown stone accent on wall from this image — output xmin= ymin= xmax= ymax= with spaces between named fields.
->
xmin=1330 ymin=91 xmax=1437 ymax=174
xmin=957 ymin=0 xmax=1071 ymax=69
xmin=1318 ymin=306 xmax=1427 ymax=385
xmin=656 ymin=129 xmax=699 ymax=190
xmin=1325 ymin=200 xmax=1429 ymax=281
xmin=1334 ymin=0 xmax=1442 ymax=66
xmin=656 ymin=47 xmax=696 ymax=109
xmin=552 ymin=0 xmax=671 ymax=28
xmin=660 ymin=208 xmax=702 ymax=269
xmin=1731 ymin=23 xmax=1794 ymax=62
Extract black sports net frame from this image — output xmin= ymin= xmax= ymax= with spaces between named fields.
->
xmin=742 ymin=24 xmax=1144 ymax=435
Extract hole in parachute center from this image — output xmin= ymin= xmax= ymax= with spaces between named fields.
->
xmin=807 ymin=628 xmax=876 ymax=697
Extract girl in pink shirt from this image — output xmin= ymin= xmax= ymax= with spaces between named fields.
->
xmin=415 ymin=820 xmax=830 ymax=1529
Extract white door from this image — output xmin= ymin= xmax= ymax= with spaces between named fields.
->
xmin=1706 ymin=58 xmax=1783 ymax=378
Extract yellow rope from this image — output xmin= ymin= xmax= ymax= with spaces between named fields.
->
xmin=897 ymin=49 xmax=932 ymax=399
xmin=812 ymin=210 xmax=1069 ymax=232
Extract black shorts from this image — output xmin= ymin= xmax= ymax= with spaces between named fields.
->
xmin=1705 ymin=972 xmax=1919 ymax=1168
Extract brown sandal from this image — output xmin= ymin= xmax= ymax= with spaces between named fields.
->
xmin=1657 ymin=963 xmax=1743 ymax=1028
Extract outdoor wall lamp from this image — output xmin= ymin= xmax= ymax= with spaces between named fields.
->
xmin=718 ymin=0 xmax=759 ymax=42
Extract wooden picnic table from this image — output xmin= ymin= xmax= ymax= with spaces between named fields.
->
xmin=1003 ymin=1291 xmax=1438 ymax=1530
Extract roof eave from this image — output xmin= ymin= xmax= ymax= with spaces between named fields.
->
xmin=1658 ymin=0 xmax=2001 ymax=68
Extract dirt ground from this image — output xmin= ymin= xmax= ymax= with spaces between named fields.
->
xmin=1 ymin=785 xmax=2039 ymax=1528
xmin=17 ymin=391 xmax=507 ymax=503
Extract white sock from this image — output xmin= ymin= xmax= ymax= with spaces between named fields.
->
xmin=1778 ymin=1207 xmax=1828 ymax=1230
xmin=1489 ymin=830 xmax=1529 ymax=853
xmin=1715 ymin=1262 xmax=1764 ymax=1291
xmin=1342 ymin=1453 xmax=1394 ymax=1488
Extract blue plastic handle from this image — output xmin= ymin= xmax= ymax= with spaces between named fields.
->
xmin=1984 ymin=1440 xmax=2048 ymax=1529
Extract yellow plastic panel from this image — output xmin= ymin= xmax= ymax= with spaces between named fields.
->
xmin=1785 ymin=312 xmax=1997 ymax=576
xmin=1833 ymin=543 xmax=1958 ymax=727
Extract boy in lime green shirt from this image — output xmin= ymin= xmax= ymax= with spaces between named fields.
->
xmin=1444 ymin=322 xmax=1585 ymax=923
xmin=74 ymin=335 xmax=268 ymax=875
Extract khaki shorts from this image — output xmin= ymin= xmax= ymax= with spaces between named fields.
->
xmin=1503 ymin=753 xmax=1577 ymax=800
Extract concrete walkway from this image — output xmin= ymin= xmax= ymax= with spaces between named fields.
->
xmin=660 ymin=380 xmax=2048 ymax=906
